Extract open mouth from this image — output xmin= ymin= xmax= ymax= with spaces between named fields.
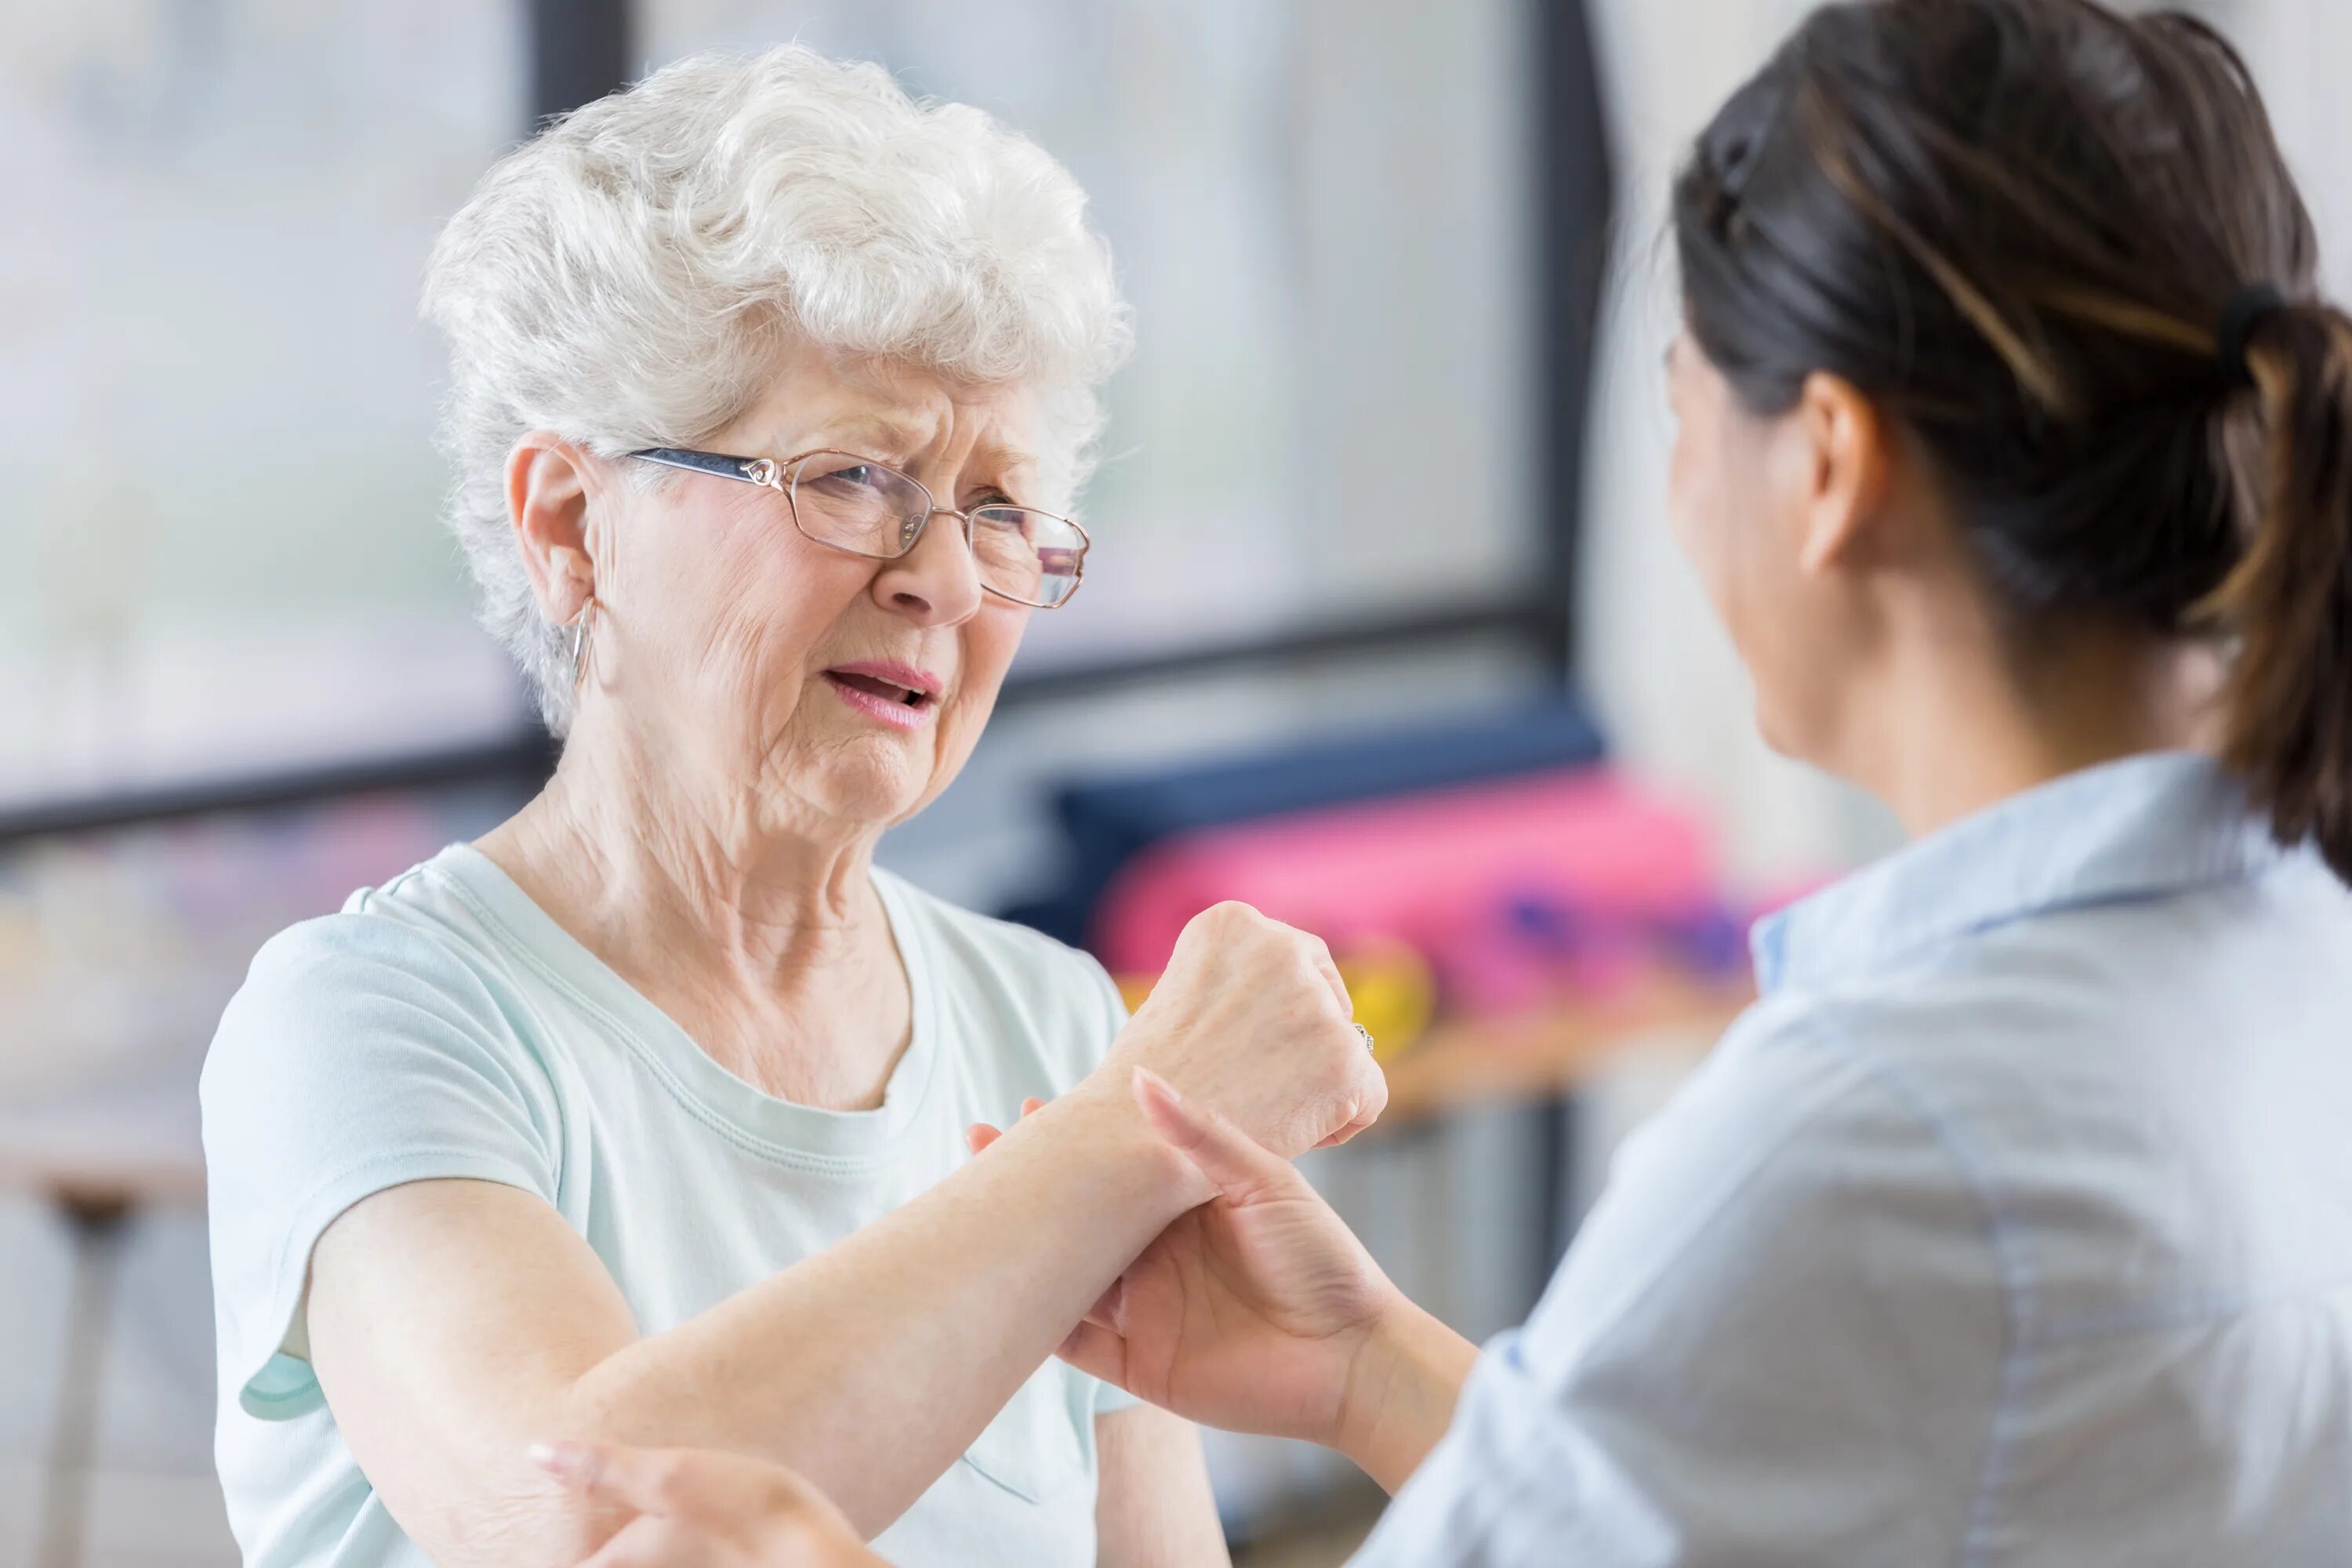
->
xmin=822 ymin=664 xmax=942 ymax=728
xmin=827 ymin=671 xmax=931 ymax=709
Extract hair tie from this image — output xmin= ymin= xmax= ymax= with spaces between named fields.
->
xmin=2218 ymin=282 xmax=2288 ymax=388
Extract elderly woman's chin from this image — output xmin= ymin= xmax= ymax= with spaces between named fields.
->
xmin=763 ymin=674 xmax=999 ymax=832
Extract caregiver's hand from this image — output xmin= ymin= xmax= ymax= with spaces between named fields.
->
xmin=973 ymin=1071 xmax=1475 ymax=1494
xmin=535 ymin=1440 xmax=883 ymax=1568
xmin=1090 ymin=902 xmax=1387 ymax=1161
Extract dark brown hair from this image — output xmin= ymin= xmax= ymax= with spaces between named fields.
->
xmin=1675 ymin=0 xmax=2352 ymax=882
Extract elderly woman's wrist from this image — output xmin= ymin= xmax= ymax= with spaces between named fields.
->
xmin=1058 ymin=1068 xmax=1217 ymax=1210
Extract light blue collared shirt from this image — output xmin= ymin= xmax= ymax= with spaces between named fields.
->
xmin=1356 ymin=752 xmax=2352 ymax=1566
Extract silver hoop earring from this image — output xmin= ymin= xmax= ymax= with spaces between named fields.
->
xmin=568 ymin=597 xmax=597 ymax=694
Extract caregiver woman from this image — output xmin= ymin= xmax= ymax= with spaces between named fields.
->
xmin=545 ymin=1 xmax=2352 ymax=1563
xmin=198 ymin=46 xmax=1384 ymax=1568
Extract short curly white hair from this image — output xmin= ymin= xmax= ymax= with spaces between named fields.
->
xmin=422 ymin=45 xmax=1132 ymax=731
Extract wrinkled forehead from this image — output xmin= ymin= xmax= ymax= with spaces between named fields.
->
xmin=733 ymin=344 xmax=1044 ymax=482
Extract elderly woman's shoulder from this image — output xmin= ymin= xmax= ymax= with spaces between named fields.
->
xmin=237 ymin=903 xmax=506 ymax=1018
xmin=245 ymin=853 xmax=510 ymax=999
xmin=203 ymin=863 xmax=540 ymax=1111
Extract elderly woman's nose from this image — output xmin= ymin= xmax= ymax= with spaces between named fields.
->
xmin=871 ymin=510 xmax=985 ymax=624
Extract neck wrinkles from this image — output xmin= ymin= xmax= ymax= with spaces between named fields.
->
xmin=491 ymin=713 xmax=894 ymax=1000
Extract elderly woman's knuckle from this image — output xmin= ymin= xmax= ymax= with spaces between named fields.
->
xmin=1181 ymin=906 xmax=1232 ymax=946
xmin=1215 ymin=901 xmax=1271 ymax=937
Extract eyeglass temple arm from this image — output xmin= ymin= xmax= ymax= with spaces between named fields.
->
xmin=628 ymin=448 xmax=778 ymax=485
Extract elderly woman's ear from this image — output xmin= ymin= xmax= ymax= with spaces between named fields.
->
xmin=505 ymin=430 xmax=600 ymax=627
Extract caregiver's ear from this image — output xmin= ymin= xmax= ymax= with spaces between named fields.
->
xmin=505 ymin=430 xmax=598 ymax=625
xmin=1786 ymin=369 xmax=1896 ymax=578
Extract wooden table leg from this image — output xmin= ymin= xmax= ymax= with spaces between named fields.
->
xmin=36 ymin=1194 xmax=131 ymax=1568
xmin=1530 ymin=1094 xmax=1577 ymax=1308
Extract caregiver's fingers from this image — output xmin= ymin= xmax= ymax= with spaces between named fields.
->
xmin=578 ymin=1514 xmax=873 ymax=1568
xmin=1074 ymin=1274 xmax=1125 ymax=1335
xmin=533 ymin=1439 xmax=685 ymax=1516
xmin=1098 ymin=1274 xmax=1127 ymax=1328
xmin=542 ymin=1443 xmax=871 ymax=1568
xmin=575 ymin=1512 xmax=714 ymax=1568
xmin=1055 ymin=1317 xmax=1132 ymax=1388
xmin=535 ymin=1441 xmax=791 ymax=1526
xmin=1133 ymin=1067 xmax=1298 ymax=1207
xmin=964 ymin=1098 xmax=1047 ymax=1156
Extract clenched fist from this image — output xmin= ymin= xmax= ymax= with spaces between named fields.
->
xmin=1096 ymin=902 xmax=1386 ymax=1159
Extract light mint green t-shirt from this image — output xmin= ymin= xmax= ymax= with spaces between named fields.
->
xmin=201 ymin=844 xmax=1138 ymax=1568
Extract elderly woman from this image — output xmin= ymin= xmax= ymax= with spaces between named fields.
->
xmin=198 ymin=46 xmax=1385 ymax=1568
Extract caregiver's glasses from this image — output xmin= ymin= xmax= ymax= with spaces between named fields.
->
xmin=628 ymin=447 xmax=1091 ymax=609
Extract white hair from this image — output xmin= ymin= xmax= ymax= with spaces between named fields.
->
xmin=422 ymin=45 xmax=1132 ymax=731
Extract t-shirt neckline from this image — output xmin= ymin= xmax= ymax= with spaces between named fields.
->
xmin=423 ymin=841 xmax=946 ymax=1171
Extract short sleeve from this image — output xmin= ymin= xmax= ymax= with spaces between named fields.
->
xmin=1351 ymin=1013 xmax=2009 ymax=1566
xmin=200 ymin=911 xmax=561 ymax=1421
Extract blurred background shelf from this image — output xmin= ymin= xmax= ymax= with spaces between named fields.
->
xmin=1377 ymin=975 xmax=1752 ymax=1133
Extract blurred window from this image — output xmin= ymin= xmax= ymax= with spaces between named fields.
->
xmin=646 ymin=0 xmax=1540 ymax=671
xmin=0 ymin=0 xmax=1542 ymax=815
xmin=0 ymin=2 xmax=532 ymax=815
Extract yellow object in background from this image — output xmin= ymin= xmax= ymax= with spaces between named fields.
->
xmin=1112 ymin=936 xmax=1435 ymax=1063
xmin=1116 ymin=971 xmax=1158 ymax=1015
xmin=1338 ymin=940 xmax=1436 ymax=1062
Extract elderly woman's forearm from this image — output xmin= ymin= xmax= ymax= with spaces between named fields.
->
xmin=308 ymin=1087 xmax=1193 ymax=1565
xmin=554 ymin=1083 xmax=1200 ymax=1535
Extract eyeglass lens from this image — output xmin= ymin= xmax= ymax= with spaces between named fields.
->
xmin=787 ymin=452 xmax=1084 ymax=607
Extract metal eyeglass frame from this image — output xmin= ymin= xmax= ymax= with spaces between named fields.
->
xmin=626 ymin=446 xmax=1090 ymax=609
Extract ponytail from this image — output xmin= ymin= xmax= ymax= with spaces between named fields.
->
xmin=1674 ymin=0 xmax=2352 ymax=884
xmin=2211 ymin=303 xmax=2352 ymax=884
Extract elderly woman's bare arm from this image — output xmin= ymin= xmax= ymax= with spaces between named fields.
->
xmin=303 ymin=903 xmax=1381 ymax=1567
xmin=1092 ymin=1405 xmax=1229 ymax=1567
xmin=309 ymin=1091 xmax=1167 ymax=1563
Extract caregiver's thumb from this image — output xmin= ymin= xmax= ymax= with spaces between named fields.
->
xmin=1131 ymin=1067 xmax=1301 ymax=1207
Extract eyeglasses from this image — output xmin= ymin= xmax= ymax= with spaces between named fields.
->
xmin=626 ymin=446 xmax=1091 ymax=609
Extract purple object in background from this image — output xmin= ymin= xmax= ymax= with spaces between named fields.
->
xmin=0 ymin=782 xmax=524 ymax=1099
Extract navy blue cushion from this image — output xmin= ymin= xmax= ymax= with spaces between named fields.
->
xmin=1001 ymin=695 xmax=1606 ymax=946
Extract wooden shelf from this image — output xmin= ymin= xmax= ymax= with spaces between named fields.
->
xmin=1374 ymin=971 xmax=1752 ymax=1131
xmin=0 ymin=1072 xmax=206 ymax=1214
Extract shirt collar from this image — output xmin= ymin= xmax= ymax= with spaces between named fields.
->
xmin=1751 ymin=751 xmax=2286 ymax=995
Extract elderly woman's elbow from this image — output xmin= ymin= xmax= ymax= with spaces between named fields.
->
xmin=376 ymin=1467 xmax=619 ymax=1568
